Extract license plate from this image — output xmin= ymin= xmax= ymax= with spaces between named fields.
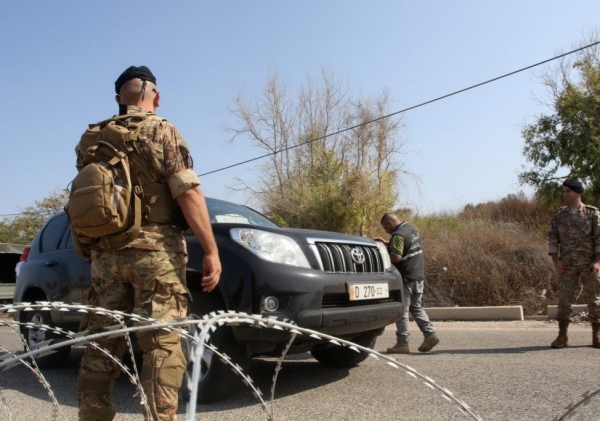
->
xmin=348 ymin=283 xmax=389 ymax=301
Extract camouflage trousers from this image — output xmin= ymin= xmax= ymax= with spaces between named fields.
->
xmin=77 ymin=248 xmax=189 ymax=421
xmin=556 ymin=264 xmax=600 ymax=323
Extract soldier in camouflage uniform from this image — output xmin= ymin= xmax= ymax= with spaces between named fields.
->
xmin=548 ymin=179 xmax=600 ymax=349
xmin=76 ymin=66 xmax=222 ymax=421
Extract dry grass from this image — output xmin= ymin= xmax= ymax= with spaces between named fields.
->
xmin=421 ymin=218 xmax=554 ymax=315
xmin=421 ymin=197 xmax=557 ymax=315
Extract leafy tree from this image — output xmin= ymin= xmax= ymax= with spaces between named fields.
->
xmin=0 ymin=190 xmax=68 ymax=244
xmin=228 ymin=69 xmax=411 ymax=235
xmin=519 ymin=39 xmax=600 ymax=207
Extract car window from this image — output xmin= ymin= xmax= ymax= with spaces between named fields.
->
xmin=40 ymin=215 xmax=69 ymax=253
xmin=206 ymin=199 xmax=279 ymax=228
xmin=59 ymin=227 xmax=74 ymax=250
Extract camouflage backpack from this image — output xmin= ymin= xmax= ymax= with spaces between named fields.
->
xmin=66 ymin=113 xmax=151 ymax=257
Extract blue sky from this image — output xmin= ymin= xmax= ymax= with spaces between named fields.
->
xmin=1 ymin=1 xmax=599 ymax=217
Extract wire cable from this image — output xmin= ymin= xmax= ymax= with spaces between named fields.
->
xmin=199 ymin=40 xmax=600 ymax=177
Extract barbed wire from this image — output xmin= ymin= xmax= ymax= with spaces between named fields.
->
xmin=2 ymin=302 xmax=598 ymax=420
xmin=0 ymin=302 xmax=483 ymax=420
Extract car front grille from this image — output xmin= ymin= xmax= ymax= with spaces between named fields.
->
xmin=314 ymin=242 xmax=384 ymax=273
xmin=321 ymin=289 xmax=401 ymax=308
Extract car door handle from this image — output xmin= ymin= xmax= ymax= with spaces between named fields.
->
xmin=45 ymin=260 xmax=59 ymax=267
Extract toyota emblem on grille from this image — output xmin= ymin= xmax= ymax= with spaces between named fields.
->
xmin=351 ymin=248 xmax=365 ymax=264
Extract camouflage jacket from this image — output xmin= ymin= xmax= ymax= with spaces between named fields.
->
xmin=547 ymin=203 xmax=600 ymax=265
xmin=76 ymin=105 xmax=201 ymax=253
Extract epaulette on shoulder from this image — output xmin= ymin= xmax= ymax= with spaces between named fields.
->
xmin=585 ymin=205 xmax=598 ymax=210
xmin=553 ymin=206 xmax=567 ymax=213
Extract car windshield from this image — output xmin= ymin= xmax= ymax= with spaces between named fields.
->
xmin=206 ymin=198 xmax=279 ymax=228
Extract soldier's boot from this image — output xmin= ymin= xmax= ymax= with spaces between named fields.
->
xmin=418 ymin=334 xmax=440 ymax=353
xmin=592 ymin=323 xmax=600 ymax=348
xmin=551 ymin=320 xmax=570 ymax=348
xmin=387 ymin=343 xmax=410 ymax=354
xmin=77 ymin=337 xmax=127 ymax=421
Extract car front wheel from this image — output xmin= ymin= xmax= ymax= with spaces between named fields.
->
xmin=23 ymin=310 xmax=71 ymax=369
xmin=311 ymin=330 xmax=378 ymax=368
xmin=180 ymin=325 xmax=249 ymax=404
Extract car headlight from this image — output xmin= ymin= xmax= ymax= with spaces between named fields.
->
xmin=230 ymin=228 xmax=310 ymax=268
xmin=375 ymin=241 xmax=393 ymax=270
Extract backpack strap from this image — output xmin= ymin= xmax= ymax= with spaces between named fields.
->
xmin=109 ymin=113 xmax=176 ymax=226
xmin=108 ymin=113 xmax=152 ymax=233
xmin=124 ymin=117 xmax=176 ymax=225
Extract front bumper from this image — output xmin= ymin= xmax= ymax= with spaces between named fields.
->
xmin=233 ymin=259 xmax=404 ymax=344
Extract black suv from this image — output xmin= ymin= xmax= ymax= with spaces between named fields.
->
xmin=14 ymin=197 xmax=404 ymax=402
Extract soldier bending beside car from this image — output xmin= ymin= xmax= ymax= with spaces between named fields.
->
xmin=375 ymin=213 xmax=439 ymax=354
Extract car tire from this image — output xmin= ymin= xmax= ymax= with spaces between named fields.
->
xmin=180 ymin=325 xmax=249 ymax=404
xmin=311 ymin=330 xmax=377 ymax=368
xmin=23 ymin=310 xmax=71 ymax=369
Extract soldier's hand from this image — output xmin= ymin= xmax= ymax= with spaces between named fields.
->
xmin=589 ymin=262 xmax=600 ymax=274
xmin=554 ymin=261 xmax=567 ymax=274
xmin=201 ymin=253 xmax=222 ymax=292
xmin=373 ymin=237 xmax=388 ymax=245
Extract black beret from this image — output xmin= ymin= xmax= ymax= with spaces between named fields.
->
xmin=115 ymin=66 xmax=156 ymax=94
xmin=563 ymin=179 xmax=584 ymax=194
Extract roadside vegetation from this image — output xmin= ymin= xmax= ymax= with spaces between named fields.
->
xmin=227 ymin=68 xmax=410 ymax=236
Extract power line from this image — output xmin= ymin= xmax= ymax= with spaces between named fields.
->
xmin=199 ymin=40 xmax=600 ymax=177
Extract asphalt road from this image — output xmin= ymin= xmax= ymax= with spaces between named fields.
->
xmin=1 ymin=319 xmax=599 ymax=421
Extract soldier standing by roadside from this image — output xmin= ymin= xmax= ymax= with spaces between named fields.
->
xmin=548 ymin=179 xmax=600 ymax=349
xmin=74 ymin=66 xmax=222 ymax=420
xmin=374 ymin=213 xmax=439 ymax=354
